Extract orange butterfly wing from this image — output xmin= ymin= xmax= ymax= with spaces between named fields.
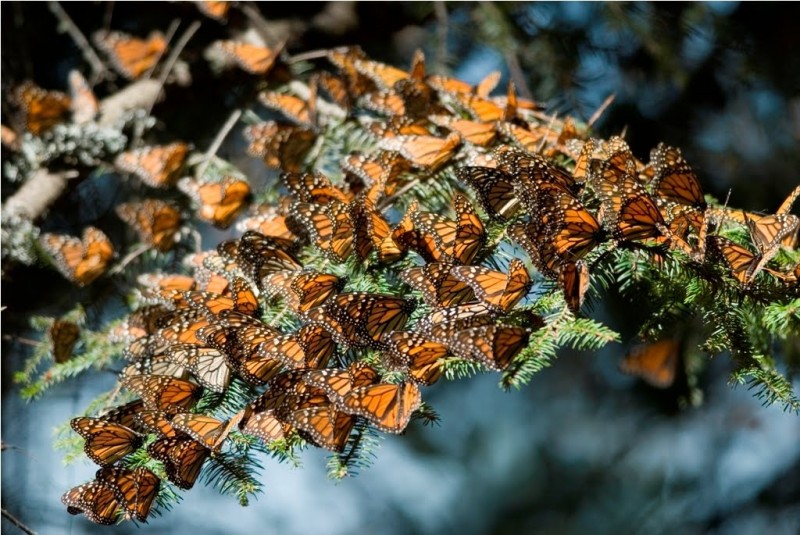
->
xmin=620 ymin=338 xmax=680 ymax=388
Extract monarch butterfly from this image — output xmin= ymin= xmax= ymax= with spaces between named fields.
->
xmin=281 ymin=171 xmax=351 ymax=205
xmin=229 ymin=276 xmax=260 ymax=316
xmin=401 ymin=195 xmax=486 ymax=265
xmin=620 ymin=338 xmax=681 ymax=388
xmin=377 ymin=132 xmax=461 ymax=171
xmin=256 ymin=323 xmax=335 ymax=370
xmin=147 ymin=435 xmax=209 ymax=489
xmin=361 ymin=89 xmax=409 ymax=118
xmin=327 ymin=46 xmax=376 ymax=99
xmin=135 ymin=410 xmax=180 ymax=438
xmin=149 ymin=309 xmax=210 ymax=351
xmin=50 ymin=319 xmax=80 ymax=363
xmin=279 ymin=393 xmax=356 ymax=452
xmin=108 ymin=305 xmax=168 ymax=344
xmin=650 ymin=143 xmax=706 ymax=210
xmin=349 ymin=195 xmax=407 ymax=262
xmin=498 ymin=147 xmax=577 ymax=196
xmin=67 ymin=70 xmax=98 ymax=124
xmin=429 ymin=115 xmax=497 ymax=147
xmin=93 ymin=30 xmax=167 ymax=80
xmin=260 ymin=270 xmax=343 ymax=313
xmin=211 ymin=311 xmax=285 ymax=385
xmin=196 ymin=1 xmax=231 ymax=20
xmin=746 ymin=212 xmax=799 ymax=256
xmin=236 ymin=210 xmax=299 ymax=245
xmin=98 ymin=400 xmax=147 ymax=432
xmin=449 ymin=324 xmax=530 ymax=371
xmin=559 ymin=260 xmax=590 ymax=314
xmin=305 ymin=292 xmax=414 ymax=349
xmin=40 ymin=226 xmax=114 ymax=286
xmin=415 ymin=302 xmax=498 ymax=344
xmin=367 ymin=77 xmax=436 ymax=119
xmin=121 ymin=374 xmax=202 ymax=415
xmin=457 ymin=166 xmax=521 ymax=220
xmin=400 ymin=262 xmax=475 ymax=308
xmin=244 ymin=121 xmax=316 ymax=172
xmin=259 ymin=87 xmax=317 ymax=129
xmin=302 ymin=361 xmax=381 ymax=403
xmin=316 ymin=71 xmax=352 ymax=111
xmin=95 ymin=465 xmax=160 ymax=522
xmin=62 ymin=478 xmax=123 ymax=525
xmin=13 ymin=81 xmax=71 ymax=135
xmin=615 ymin=193 xmax=671 ymax=243
xmin=427 ymin=70 xmax=501 ymax=98
xmin=352 ymin=55 xmax=411 ymax=90
xmin=368 ymin=116 xmax=431 ymax=139
xmin=138 ymin=273 xmax=197 ymax=293
xmin=508 ymin=220 xmax=558 ymax=279
xmin=116 ymin=199 xmax=182 ymax=252
xmin=708 ymin=235 xmax=769 ymax=285
xmin=450 ymin=259 xmax=532 ymax=313
xmin=448 ymin=91 xmax=505 ymax=122
xmin=341 ymin=381 xmax=422 ymax=434
xmin=291 ymin=199 xmax=355 ymax=263
xmin=216 ymin=40 xmax=282 ymax=74
xmin=70 ymin=417 xmax=143 ymax=466
xmin=341 ymin=151 xmax=411 ymax=196
xmin=383 ymin=331 xmax=450 ymax=385
xmin=178 ymin=175 xmax=251 ymax=229
xmin=236 ymin=230 xmax=303 ymax=280
xmin=163 ymin=345 xmax=232 ymax=393
xmin=170 ymin=413 xmax=240 ymax=452
xmin=115 ymin=142 xmax=188 ymax=188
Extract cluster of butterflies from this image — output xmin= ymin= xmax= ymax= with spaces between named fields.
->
xmin=62 ymin=215 xmax=536 ymax=524
xmin=46 ymin=41 xmax=799 ymax=525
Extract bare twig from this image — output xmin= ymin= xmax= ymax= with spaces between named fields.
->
xmin=2 ymin=335 xmax=39 ymax=347
xmin=102 ymin=1 xmax=115 ymax=32
xmin=287 ymin=48 xmax=330 ymax=64
xmin=109 ymin=243 xmax=150 ymax=275
xmin=48 ymin=2 xmax=106 ymax=84
xmin=587 ymin=94 xmax=616 ymax=128
xmin=240 ymin=2 xmax=276 ymax=44
xmin=434 ymin=2 xmax=449 ymax=72
xmin=196 ymin=108 xmax=243 ymax=180
xmin=2 ymin=169 xmax=79 ymax=220
xmin=130 ymin=19 xmax=195 ymax=147
xmin=97 ymin=79 xmax=162 ymax=126
xmin=1 ymin=508 xmax=37 ymax=535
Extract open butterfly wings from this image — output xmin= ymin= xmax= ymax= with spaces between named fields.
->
xmin=40 ymin=226 xmax=114 ymax=286
xmin=94 ymin=31 xmax=167 ymax=80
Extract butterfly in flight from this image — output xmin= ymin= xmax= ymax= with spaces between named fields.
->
xmin=217 ymin=40 xmax=283 ymax=74
xmin=94 ymin=30 xmax=167 ymax=80
xmin=620 ymin=338 xmax=681 ymax=389
xmin=40 ymin=226 xmax=114 ymax=286
xmin=115 ymin=142 xmax=189 ymax=188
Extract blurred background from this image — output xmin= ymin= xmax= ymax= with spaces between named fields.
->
xmin=2 ymin=2 xmax=799 ymax=534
